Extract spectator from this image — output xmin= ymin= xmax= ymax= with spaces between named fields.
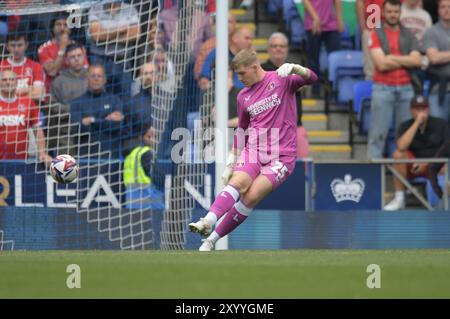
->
xmin=356 ymin=0 xmax=385 ymax=80
xmin=0 ymin=69 xmax=52 ymax=164
xmin=38 ymin=13 xmax=89 ymax=97
xmin=303 ymin=0 xmax=343 ymax=97
xmin=124 ymin=62 xmax=154 ymax=152
xmin=47 ymin=43 xmax=88 ymax=155
xmin=51 ymin=43 xmax=89 ymax=105
xmin=123 ymin=123 xmax=164 ymax=210
xmin=198 ymin=26 xmax=254 ymax=91
xmin=194 ymin=13 xmax=237 ymax=80
xmin=158 ymin=0 xmax=213 ymax=62
xmin=261 ymin=32 xmax=309 ymax=158
xmin=367 ymin=0 xmax=422 ymax=159
xmin=401 ymin=0 xmax=433 ymax=48
xmin=70 ymin=64 xmax=124 ymax=158
xmin=86 ymin=0 xmax=140 ymax=99
xmin=423 ymin=0 xmax=450 ymax=124
xmin=0 ymin=30 xmax=44 ymax=101
xmin=384 ymin=95 xmax=449 ymax=210
xmin=132 ymin=11 xmax=165 ymax=74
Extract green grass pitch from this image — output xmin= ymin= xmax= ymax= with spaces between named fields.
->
xmin=0 ymin=250 xmax=449 ymax=298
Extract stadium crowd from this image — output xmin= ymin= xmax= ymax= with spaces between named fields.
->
xmin=0 ymin=0 xmax=450 ymax=209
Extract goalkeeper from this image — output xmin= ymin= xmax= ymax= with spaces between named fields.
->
xmin=189 ymin=49 xmax=317 ymax=251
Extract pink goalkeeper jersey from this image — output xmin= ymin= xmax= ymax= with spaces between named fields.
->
xmin=235 ymin=70 xmax=318 ymax=159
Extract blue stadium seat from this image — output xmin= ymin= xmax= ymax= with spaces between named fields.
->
xmin=352 ymin=80 xmax=373 ymax=135
xmin=340 ymin=24 xmax=353 ymax=49
xmin=328 ymin=50 xmax=365 ymax=105
xmin=39 ymin=111 xmax=46 ymax=128
xmin=426 ymin=174 xmax=446 ymax=207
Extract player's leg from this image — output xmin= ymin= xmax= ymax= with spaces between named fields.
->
xmin=189 ymin=148 xmax=261 ymax=235
xmin=199 ymin=157 xmax=295 ymax=251
xmin=199 ymin=174 xmax=273 ymax=251
xmin=188 ymin=171 xmax=254 ymax=236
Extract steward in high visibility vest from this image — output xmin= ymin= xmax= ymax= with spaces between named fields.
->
xmin=123 ymin=125 xmax=164 ymax=209
xmin=123 ymin=145 xmax=152 ymax=187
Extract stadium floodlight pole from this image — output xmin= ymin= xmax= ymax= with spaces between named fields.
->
xmin=214 ymin=0 xmax=229 ymax=250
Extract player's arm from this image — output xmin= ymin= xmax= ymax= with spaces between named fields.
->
xmin=222 ymin=97 xmax=249 ymax=186
xmin=277 ymin=63 xmax=311 ymax=78
xmin=277 ymin=63 xmax=318 ymax=93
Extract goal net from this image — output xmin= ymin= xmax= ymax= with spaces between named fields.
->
xmin=0 ymin=0 xmax=216 ymax=250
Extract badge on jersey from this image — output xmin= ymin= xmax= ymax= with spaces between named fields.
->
xmin=267 ymin=82 xmax=276 ymax=91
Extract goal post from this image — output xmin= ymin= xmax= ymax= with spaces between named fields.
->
xmin=0 ymin=0 xmax=230 ymax=250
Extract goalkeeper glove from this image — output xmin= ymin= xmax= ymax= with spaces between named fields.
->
xmin=221 ymin=153 xmax=236 ymax=187
xmin=276 ymin=63 xmax=309 ymax=78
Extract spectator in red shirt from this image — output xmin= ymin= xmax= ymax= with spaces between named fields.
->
xmin=0 ymin=69 xmax=51 ymax=164
xmin=0 ymin=30 xmax=45 ymax=102
xmin=357 ymin=0 xmax=386 ymax=80
xmin=367 ymin=0 xmax=422 ymax=158
xmin=38 ymin=13 xmax=89 ymax=97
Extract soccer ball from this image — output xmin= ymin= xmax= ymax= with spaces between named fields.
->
xmin=50 ymin=154 xmax=79 ymax=184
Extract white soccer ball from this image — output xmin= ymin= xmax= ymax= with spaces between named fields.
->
xmin=50 ymin=154 xmax=79 ymax=184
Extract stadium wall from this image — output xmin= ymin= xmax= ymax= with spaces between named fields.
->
xmin=1 ymin=161 xmax=450 ymax=250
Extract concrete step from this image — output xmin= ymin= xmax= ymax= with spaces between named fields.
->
xmin=252 ymin=38 xmax=268 ymax=51
xmin=301 ymin=114 xmax=327 ymax=131
xmin=230 ymin=9 xmax=248 ymax=18
xmin=307 ymin=130 xmax=349 ymax=144
xmin=302 ymin=99 xmax=325 ymax=113
xmin=309 ymin=145 xmax=352 ymax=160
xmin=236 ymin=22 xmax=256 ymax=31
xmin=257 ymin=52 xmax=270 ymax=62
xmin=237 ymin=22 xmax=278 ymax=38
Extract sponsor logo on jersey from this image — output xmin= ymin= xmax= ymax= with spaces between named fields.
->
xmin=247 ymin=93 xmax=281 ymax=118
xmin=0 ymin=115 xmax=26 ymax=126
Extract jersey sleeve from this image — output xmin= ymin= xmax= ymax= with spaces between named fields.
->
xmin=233 ymin=92 xmax=250 ymax=150
xmin=423 ymin=28 xmax=439 ymax=51
xmin=285 ymin=70 xmax=318 ymax=93
xmin=32 ymin=62 xmax=45 ymax=85
xmin=38 ymin=45 xmax=53 ymax=65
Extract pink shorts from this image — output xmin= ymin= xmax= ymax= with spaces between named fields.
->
xmin=233 ymin=149 xmax=296 ymax=189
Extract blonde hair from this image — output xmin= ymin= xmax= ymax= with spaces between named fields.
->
xmin=231 ymin=49 xmax=258 ymax=70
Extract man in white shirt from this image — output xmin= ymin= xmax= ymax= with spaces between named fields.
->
xmin=401 ymin=0 xmax=433 ymax=49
